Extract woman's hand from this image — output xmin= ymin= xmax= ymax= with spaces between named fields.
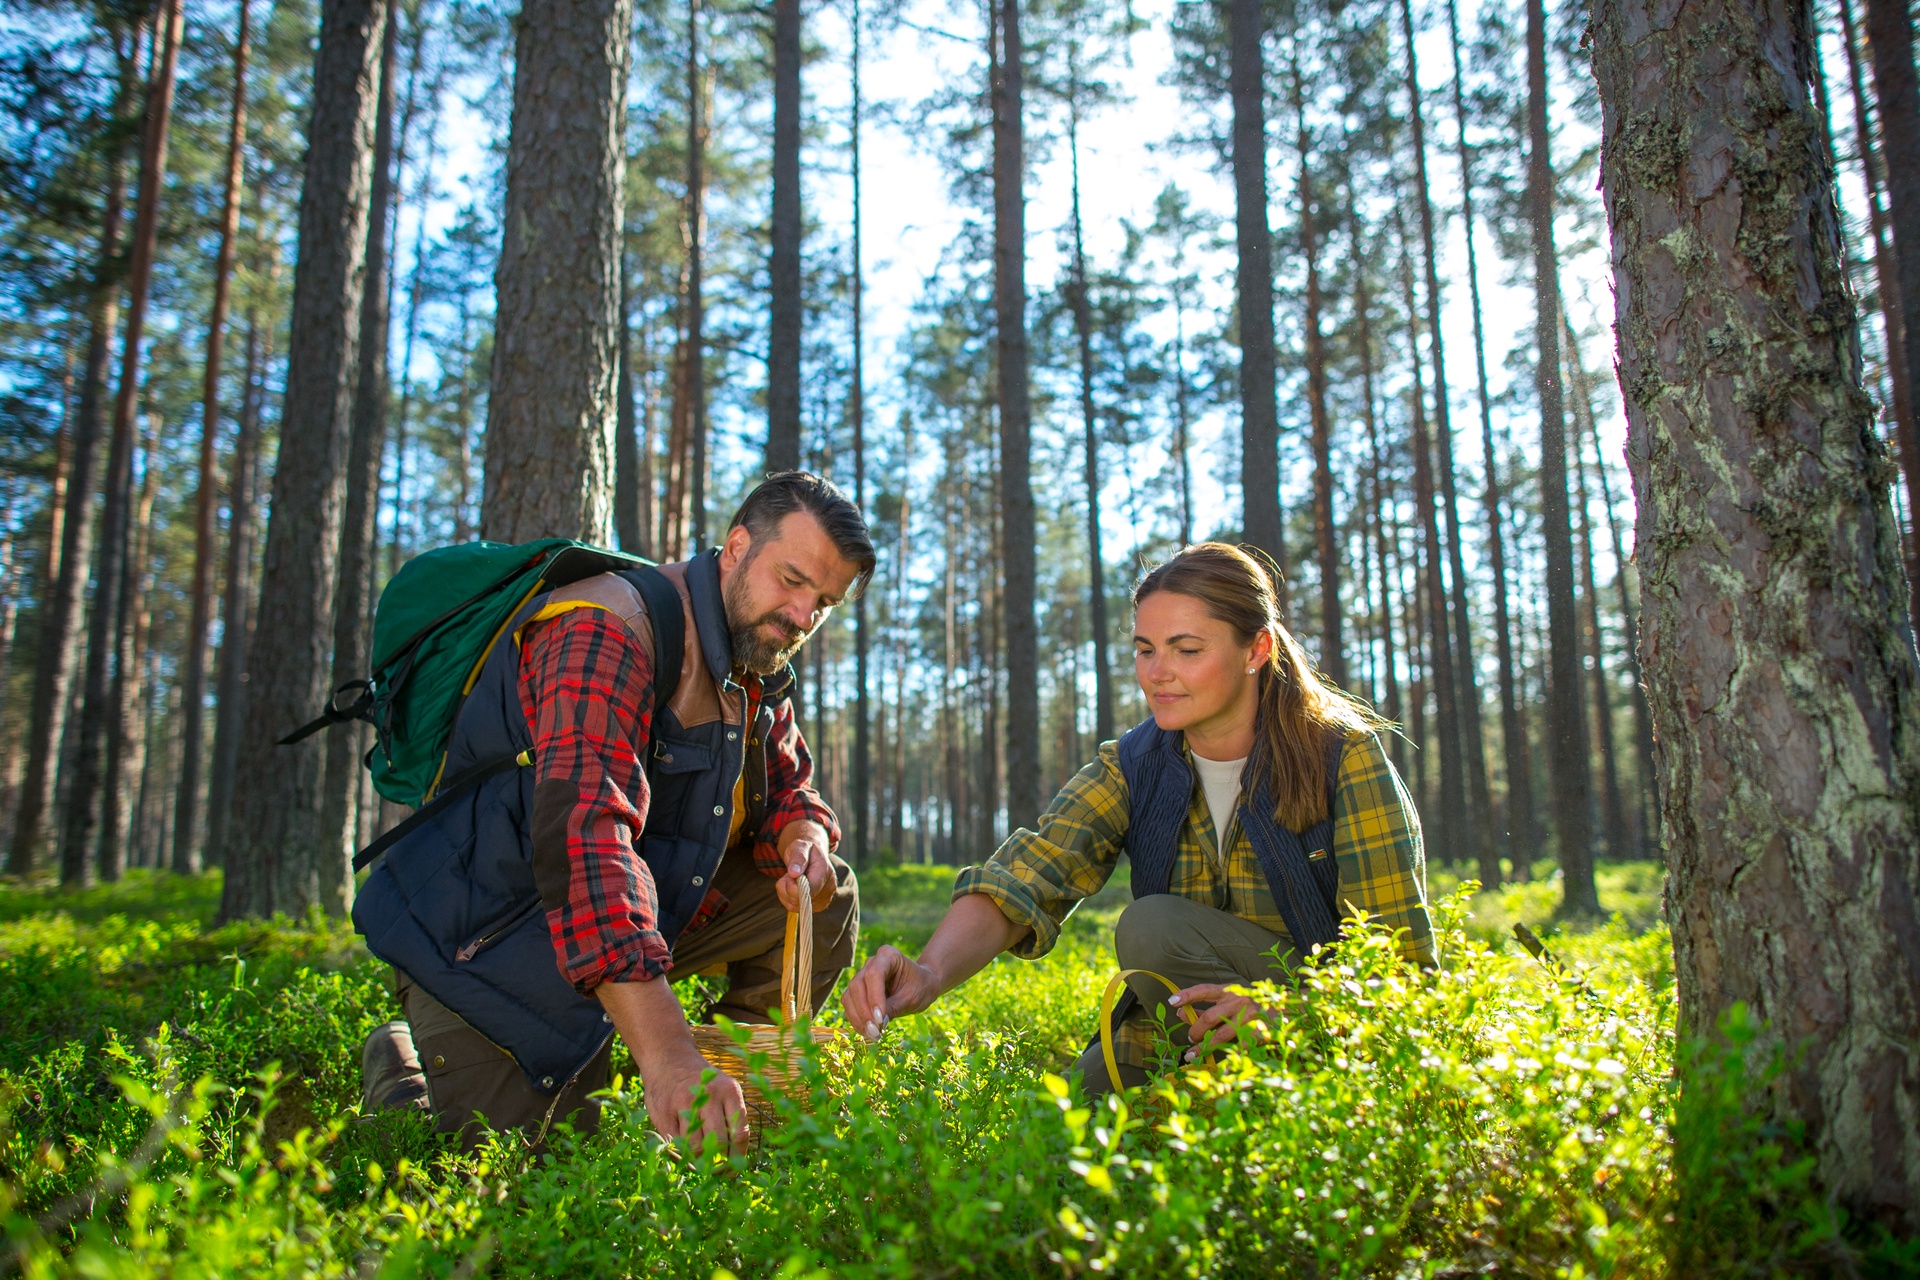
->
xmin=1166 ymin=982 xmax=1279 ymax=1060
xmin=838 ymin=893 xmax=1031 ymax=1043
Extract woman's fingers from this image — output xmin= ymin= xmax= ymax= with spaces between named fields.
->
xmin=841 ymin=946 xmax=906 ymax=1041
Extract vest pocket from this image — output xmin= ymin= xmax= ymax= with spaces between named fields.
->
xmin=453 ymin=896 xmax=542 ymax=963
xmin=650 ymin=738 xmax=713 ymax=774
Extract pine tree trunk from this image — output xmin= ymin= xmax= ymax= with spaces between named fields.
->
xmin=1527 ymin=0 xmax=1597 ymax=914
xmin=765 ymin=0 xmax=802 ymax=473
xmin=1863 ymin=0 xmax=1920 ymax=623
xmin=1593 ymin=0 xmax=1920 ymax=1228
xmin=319 ymin=4 xmax=400 ymax=914
xmin=1229 ymin=0 xmax=1282 ymax=572
xmin=1400 ymin=0 xmax=1491 ymax=868
xmin=68 ymin=1 xmax=182 ymax=887
xmin=991 ymin=0 xmax=1039 ymax=827
xmin=851 ymin=0 xmax=870 ymax=862
xmin=615 ymin=263 xmax=647 ymax=554
xmin=483 ymin=0 xmax=632 ymax=544
xmin=680 ymin=0 xmax=709 ymax=552
xmin=175 ymin=0 xmax=250 ymax=876
xmin=105 ymin=414 xmax=161 ymax=880
xmin=1067 ymin=77 xmax=1114 ymax=746
xmin=1294 ymin=57 xmax=1341 ymax=687
xmin=6 ymin=31 xmax=136 ymax=880
xmin=1842 ymin=0 xmax=1920 ymax=618
xmin=1355 ymin=234 xmax=1406 ymax=780
xmin=1584 ymin=384 xmax=1656 ymax=855
xmin=220 ymin=0 xmax=387 ymax=920
xmin=205 ymin=318 xmax=265 ymax=871
xmin=1449 ymin=0 xmax=1512 ymax=884
xmin=1397 ymin=226 xmax=1465 ymax=865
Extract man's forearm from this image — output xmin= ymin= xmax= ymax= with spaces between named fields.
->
xmin=918 ymin=893 xmax=1030 ymax=995
xmin=595 ymin=974 xmax=699 ymax=1075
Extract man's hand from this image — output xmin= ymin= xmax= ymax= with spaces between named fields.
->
xmin=840 ymin=945 xmax=943 ymax=1041
xmin=776 ymin=822 xmax=835 ymax=912
xmin=596 ymin=976 xmax=750 ymax=1155
xmin=1166 ymin=982 xmax=1279 ymax=1060
xmin=638 ymin=1040 xmax=751 ymax=1156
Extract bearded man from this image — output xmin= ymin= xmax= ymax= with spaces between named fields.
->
xmin=355 ymin=472 xmax=874 ymax=1155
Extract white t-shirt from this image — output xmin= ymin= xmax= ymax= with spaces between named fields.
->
xmin=1190 ymin=752 xmax=1248 ymax=863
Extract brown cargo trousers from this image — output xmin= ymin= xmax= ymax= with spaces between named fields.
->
xmin=361 ymin=850 xmax=858 ymax=1149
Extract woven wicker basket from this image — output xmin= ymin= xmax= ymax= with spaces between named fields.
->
xmin=688 ymin=885 xmax=846 ymax=1138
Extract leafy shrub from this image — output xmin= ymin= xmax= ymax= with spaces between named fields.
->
xmin=0 ymin=867 xmax=1897 ymax=1277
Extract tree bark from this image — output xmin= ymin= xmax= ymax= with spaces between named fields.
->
xmin=1526 ymin=0 xmax=1597 ymax=914
xmin=1229 ymin=0 xmax=1282 ymax=574
xmin=220 ymin=0 xmax=387 ymax=920
xmin=105 ymin=412 xmax=161 ymax=879
xmin=175 ymin=0 xmax=251 ymax=876
xmin=1354 ymin=223 xmax=1406 ymax=780
xmin=318 ymin=1 xmax=400 ymax=914
xmin=615 ymin=262 xmax=648 ymax=554
xmin=68 ymin=0 xmax=182 ymax=886
xmin=1293 ymin=53 xmax=1342 ymax=688
xmin=6 ymin=30 xmax=136 ymax=880
xmin=205 ymin=318 xmax=265 ymax=871
xmin=765 ymin=0 xmax=803 ymax=474
xmin=852 ymin=0 xmax=870 ymax=863
xmin=991 ymin=0 xmax=1039 ymax=827
xmin=1400 ymin=0 xmax=1491 ymax=868
xmin=1066 ymin=65 xmax=1114 ymax=746
xmin=482 ymin=0 xmax=632 ymax=544
xmin=1396 ymin=220 xmax=1466 ymax=865
xmin=1448 ymin=0 xmax=1511 ymax=885
xmin=1593 ymin=0 xmax=1920 ymax=1229
xmin=1863 ymin=0 xmax=1920 ymax=623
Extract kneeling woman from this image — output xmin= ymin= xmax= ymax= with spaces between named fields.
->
xmin=841 ymin=543 xmax=1436 ymax=1092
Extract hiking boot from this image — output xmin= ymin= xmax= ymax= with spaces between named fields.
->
xmin=360 ymin=1020 xmax=430 ymax=1114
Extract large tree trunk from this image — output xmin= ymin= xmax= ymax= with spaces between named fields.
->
xmin=482 ymin=0 xmax=632 ymax=544
xmin=1864 ymin=0 xmax=1920 ymax=622
xmin=1448 ymin=0 xmax=1510 ymax=885
xmin=68 ymin=0 xmax=183 ymax=886
xmin=107 ymin=414 xmax=161 ymax=877
xmin=991 ymin=0 xmax=1039 ymax=826
xmin=1066 ymin=74 xmax=1114 ymax=746
xmin=220 ymin=0 xmax=387 ymax=920
xmin=175 ymin=0 xmax=250 ymax=876
xmin=6 ymin=31 xmax=136 ymax=880
xmin=1526 ymin=0 xmax=1597 ymax=915
xmin=1400 ymin=0 xmax=1490 ymax=870
xmin=1293 ymin=56 xmax=1341 ymax=688
xmin=318 ymin=3 xmax=400 ymax=914
xmin=1593 ymin=0 xmax=1920 ymax=1231
xmin=765 ymin=0 xmax=802 ymax=474
xmin=205 ymin=318 xmax=265 ymax=870
xmin=1228 ymin=0 xmax=1282 ymax=573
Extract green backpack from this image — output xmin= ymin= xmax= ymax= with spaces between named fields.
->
xmin=283 ymin=538 xmax=672 ymax=819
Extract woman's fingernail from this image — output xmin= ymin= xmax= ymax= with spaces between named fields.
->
xmin=1184 ymin=1049 xmax=1196 ymax=1062
xmin=1167 ymin=995 xmax=1182 ymax=1005
xmin=866 ymin=1021 xmax=879 ymax=1039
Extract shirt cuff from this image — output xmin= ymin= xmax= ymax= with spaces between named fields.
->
xmin=561 ymin=924 xmax=673 ymax=993
xmin=953 ymin=862 xmax=1060 ymax=960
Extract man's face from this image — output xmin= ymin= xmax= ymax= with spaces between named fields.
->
xmin=717 ymin=510 xmax=862 ymax=675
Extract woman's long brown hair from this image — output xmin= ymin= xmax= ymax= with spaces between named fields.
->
xmin=1133 ymin=542 xmax=1386 ymax=830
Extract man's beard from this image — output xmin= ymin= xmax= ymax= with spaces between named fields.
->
xmin=724 ymin=573 xmax=808 ymax=675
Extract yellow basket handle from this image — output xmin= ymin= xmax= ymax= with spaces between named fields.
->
xmin=780 ymin=880 xmax=814 ymax=1023
xmin=1098 ymin=968 xmax=1183 ymax=1096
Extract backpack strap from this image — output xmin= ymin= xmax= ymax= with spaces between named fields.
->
xmin=621 ymin=566 xmax=685 ymax=720
xmin=353 ymin=565 xmax=689 ymax=875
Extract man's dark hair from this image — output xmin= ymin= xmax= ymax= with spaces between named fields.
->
xmin=729 ymin=470 xmax=877 ymax=594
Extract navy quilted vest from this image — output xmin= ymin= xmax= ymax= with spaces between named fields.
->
xmin=1115 ymin=717 xmax=1349 ymax=956
xmin=352 ymin=550 xmax=786 ymax=1094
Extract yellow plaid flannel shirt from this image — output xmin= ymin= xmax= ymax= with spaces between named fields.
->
xmin=954 ymin=727 xmax=1433 ymax=963
xmin=953 ymin=727 xmax=1434 ymax=1067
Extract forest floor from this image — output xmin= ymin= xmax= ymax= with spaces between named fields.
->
xmin=0 ymin=859 xmax=1892 ymax=1277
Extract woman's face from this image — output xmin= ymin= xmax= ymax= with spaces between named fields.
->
xmin=1132 ymin=591 xmax=1271 ymax=738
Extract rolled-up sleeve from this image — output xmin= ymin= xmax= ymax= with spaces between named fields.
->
xmin=1332 ymin=730 xmax=1436 ymax=966
xmin=952 ymin=741 xmax=1130 ymax=959
xmin=518 ymin=611 xmax=672 ymax=991
xmin=752 ymin=693 xmax=841 ymax=875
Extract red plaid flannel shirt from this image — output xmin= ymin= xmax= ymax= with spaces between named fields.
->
xmin=517 ymin=609 xmax=839 ymax=993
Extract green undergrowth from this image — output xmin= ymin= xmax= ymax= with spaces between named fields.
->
xmin=0 ymin=865 xmax=1900 ymax=1277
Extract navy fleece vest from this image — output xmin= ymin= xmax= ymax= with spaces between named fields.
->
xmin=1115 ymin=717 xmax=1349 ymax=956
xmin=352 ymin=550 xmax=787 ymax=1094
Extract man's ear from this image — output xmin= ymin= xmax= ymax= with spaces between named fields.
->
xmin=718 ymin=523 xmax=754 ymax=572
